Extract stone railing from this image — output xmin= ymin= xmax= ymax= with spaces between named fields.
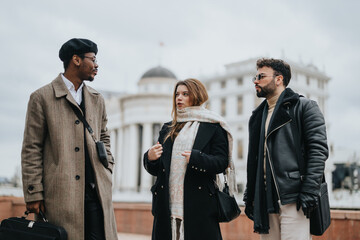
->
xmin=1 ymin=197 xmax=359 ymax=239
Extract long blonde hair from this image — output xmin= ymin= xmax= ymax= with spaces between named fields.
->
xmin=164 ymin=78 xmax=209 ymax=142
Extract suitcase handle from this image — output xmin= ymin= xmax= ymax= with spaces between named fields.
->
xmin=23 ymin=210 xmax=48 ymax=222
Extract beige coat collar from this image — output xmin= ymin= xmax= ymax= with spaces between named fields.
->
xmin=52 ymin=73 xmax=100 ymax=114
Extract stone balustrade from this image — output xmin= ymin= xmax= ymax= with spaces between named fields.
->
xmin=1 ymin=197 xmax=359 ymax=239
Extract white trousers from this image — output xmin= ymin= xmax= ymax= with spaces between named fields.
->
xmin=260 ymin=203 xmax=312 ymax=240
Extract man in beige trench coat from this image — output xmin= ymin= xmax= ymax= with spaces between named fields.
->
xmin=21 ymin=38 xmax=118 ymax=240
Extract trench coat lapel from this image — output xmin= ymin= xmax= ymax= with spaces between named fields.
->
xmin=52 ymin=74 xmax=82 ymax=113
xmin=82 ymin=84 xmax=100 ymax=126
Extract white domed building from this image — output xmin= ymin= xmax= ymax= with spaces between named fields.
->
xmin=105 ymin=66 xmax=177 ymax=200
xmin=105 ymin=58 xmax=332 ymax=203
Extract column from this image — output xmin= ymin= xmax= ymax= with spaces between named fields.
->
xmin=140 ymin=123 xmax=153 ymax=192
xmin=113 ymin=128 xmax=122 ymax=192
xmin=110 ymin=129 xmax=118 ymax=191
xmin=120 ymin=124 xmax=139 ymax=192
xmin=123 ymin=124 xmax=139 ymax=192
xmin=119 ymin=126 xmax=128 ymax=191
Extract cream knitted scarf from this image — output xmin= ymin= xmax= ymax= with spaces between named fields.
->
xmin=169 ymin=121 xmax=199 ymax=240
xmin=169 ymin=105 xmax=236 ymax=240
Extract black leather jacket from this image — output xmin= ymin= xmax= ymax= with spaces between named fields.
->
xmin=244 ymin=88 xmax=328 ymax=206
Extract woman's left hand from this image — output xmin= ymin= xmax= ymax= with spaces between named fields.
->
xmin=181 ymin=150 xmax=191 ymax=163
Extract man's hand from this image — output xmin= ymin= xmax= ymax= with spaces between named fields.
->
xmin=297 ymin=192 xmax=318 ymax=218
xmin=148 ymin=142 xmax=163 ymax=161
xmin=26 ymin=200 xmax=45 ymax=215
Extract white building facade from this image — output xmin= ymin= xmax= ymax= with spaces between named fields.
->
xmin=105 ymin=66 xmax=176 ymax=200
xmin=105 ymin=58 xmax=331 ymax=202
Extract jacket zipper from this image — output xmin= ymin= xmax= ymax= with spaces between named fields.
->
xmin=265 ymin=119 xmax=291 ymax=202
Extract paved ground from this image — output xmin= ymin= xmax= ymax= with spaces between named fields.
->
xmin=118 ymin=233 xmax=151 ymax=239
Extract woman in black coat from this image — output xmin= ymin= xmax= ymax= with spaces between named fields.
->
xmin=143 ymin=78 xmax=234 ymax=240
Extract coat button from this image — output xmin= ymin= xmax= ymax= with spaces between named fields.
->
xmin=198 ymin=186 xmax=202 ymax=190
xmin=161 ymin=185 xmax=164 ymax=188
xmin=28 ymin=185 xmax=34 ymax=191
xmin=163 ymin=168 xmax=165 ymax=172
xmin=154 ymin=192 xmax=157 ymax=195
xmin=75 ymin=175 xmax=80 ymax=180
xmin=203 ymin=170 xmax=206 ymax=172
xmin=75 ymin=120 xmax=80 ymax=124
xmin=75 ymin=147 xmax=80 ymax=152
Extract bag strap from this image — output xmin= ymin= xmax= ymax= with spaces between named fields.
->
xmin=288 ymin=100 xmax=325 ymax=183
xmin=68 ymin=102 xmax=98 ymax=143
xmin=23 ymin=210 xmax=48 ymax=222
xmin=222 ymin=172 xmax=228 ymax=185
xmin=221 ymin=171 xmax=230 ymax=194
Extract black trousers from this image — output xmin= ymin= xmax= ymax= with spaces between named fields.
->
xmin=85 ymin=187 xmax=105 ymax=240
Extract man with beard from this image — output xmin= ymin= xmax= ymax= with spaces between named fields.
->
xmin=243 ymin=58 xmax=328 ymax=239
xmin=21 ymin=38 xmax=118 ymax=240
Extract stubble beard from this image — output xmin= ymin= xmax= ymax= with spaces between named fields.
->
xmin=87 ymin=71 xmax=96 ymax=82
xmin=256 ymin=78 xmax=276 ymax=98
xmin=84 ymin=71 xmax=96 ymax=82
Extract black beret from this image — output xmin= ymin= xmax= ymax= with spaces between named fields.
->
xmin=59 ymin=38 xmax=98 ymax=61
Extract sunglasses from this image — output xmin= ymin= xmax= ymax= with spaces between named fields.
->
xmin=252 ymin=74 xmax=277 ymax=82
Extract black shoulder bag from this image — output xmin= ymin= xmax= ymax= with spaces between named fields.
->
xmin=69 ymin=104 xmax=108 ymax=168
xmin=289 ymin=102 xmax=331 ymax=236
xmin=216 ymin=171 xmax=241 ymax=222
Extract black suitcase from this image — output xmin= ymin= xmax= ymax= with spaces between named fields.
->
xmin=0 ymin=211 xmax=67 ymax=240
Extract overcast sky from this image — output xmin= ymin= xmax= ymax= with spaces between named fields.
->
xmin=0 ymin=0 xmax=359 ymax=178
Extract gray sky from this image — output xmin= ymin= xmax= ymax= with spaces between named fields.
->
xmin=0 ymin=0 xmax=359 ymax=178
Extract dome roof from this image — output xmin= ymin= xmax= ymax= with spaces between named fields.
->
xmin=141 ymin=66 xmax=177 ymax=79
